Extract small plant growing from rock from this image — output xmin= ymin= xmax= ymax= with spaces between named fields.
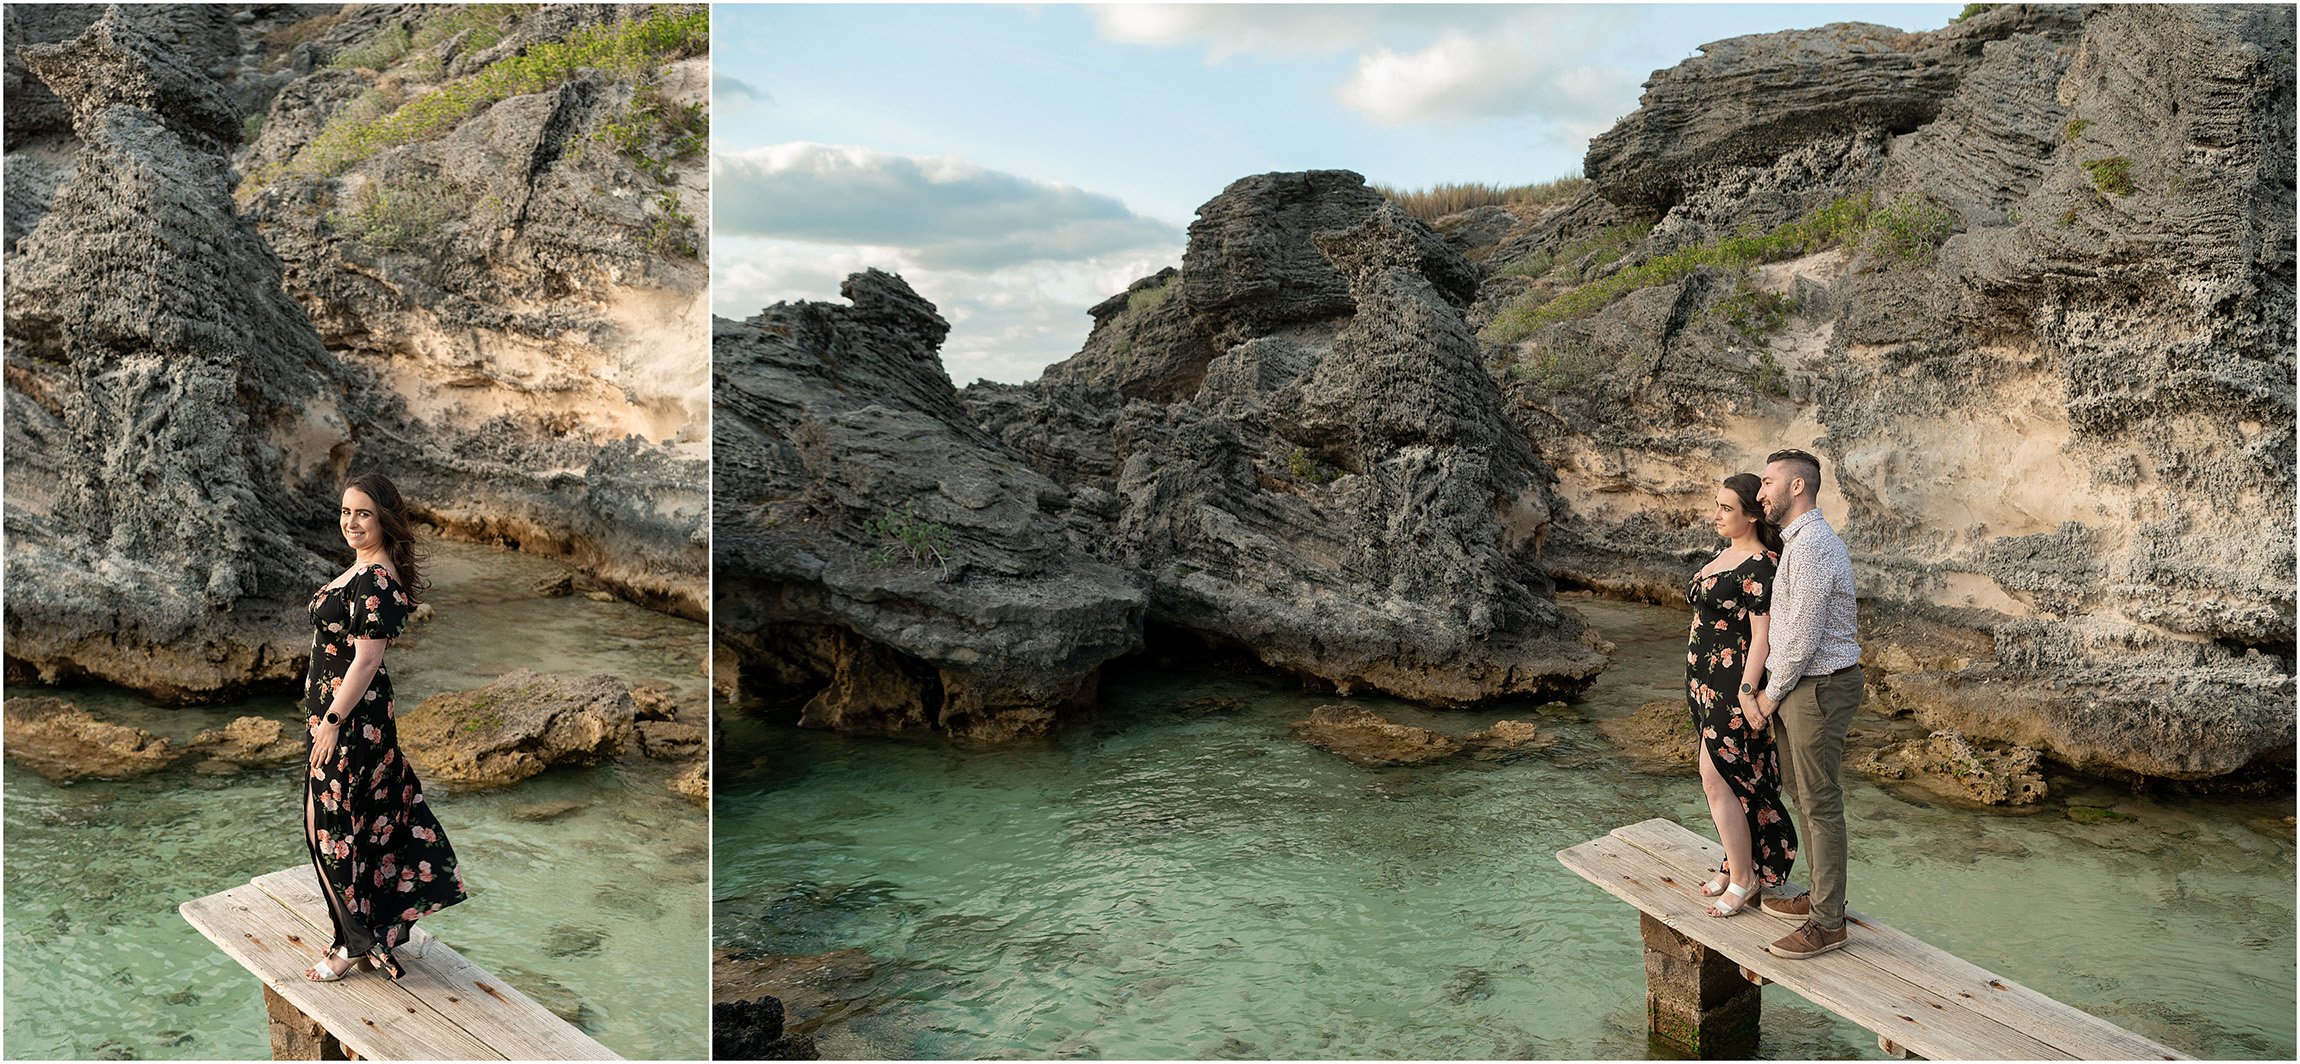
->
xmin=1752 ymin=349 xmax=1788 ymax=397
xmin=1861 ymin=195 xmax=1957 ymax=263
xmin=2082 ymin=156 xmax=2135 ymax=197
xmin=1125 ymin=279 xmax=1173 ymax=316
xmin=2062 ymin=118 xmax=2091 ymax=142
xmin=324 ymin=176 xmax=456 ymax=252
xmin=588 ymin=76 xmax=707 ymax=184
xmin=1510 ymin=342 xmax=1608 ymax=395
xmin=1283 ymin=446 xmax=1340 ymax=484
xmin=867 ymin=502 xmax=955 ymax=578
xmin=647 ymin=189 xmax=699 ymax=258
xmin=1711 ymin=278 xmax=1797 ymax=340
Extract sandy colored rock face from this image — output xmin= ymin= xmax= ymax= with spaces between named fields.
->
xmin=1467 ymin=4 xmax=2293 ymax=781
xmin=396 ymin=668 xmax=636 ymax=788
xmin=2 ymin=697 xmax=177 ymax=783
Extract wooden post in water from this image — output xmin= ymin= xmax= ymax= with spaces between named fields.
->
xmin=1641 ymin=912 xmax=1761 ymax=1058
xmin=262 ymin=985 xmax=351 ymax=1060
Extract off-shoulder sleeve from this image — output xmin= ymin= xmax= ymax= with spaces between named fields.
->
xmin=1745 ymin=555 xmax=1777 ymax=616
xmin=351 ymin=564 xmax=411 ymax=640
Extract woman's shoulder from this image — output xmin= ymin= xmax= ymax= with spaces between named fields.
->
xmin=360 ymin=561 xmax=402 ymax=589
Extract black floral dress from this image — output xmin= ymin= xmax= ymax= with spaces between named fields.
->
xmin=304 ymin=562 xmax=465 ymax=958
xmin=1685 ymin=550 xmax=1798 ymax=887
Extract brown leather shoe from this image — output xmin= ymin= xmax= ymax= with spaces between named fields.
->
xmin=1768 ymin=919 xmax=1847 ymax=959
xmin=1761 ymin=892 xmax=1811 ymax=921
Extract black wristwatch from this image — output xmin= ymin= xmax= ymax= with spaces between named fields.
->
xmin=1738 ymin=682 xmax=1755 ymax=696
xmin=323 ymin=711 xmax=340 ymax=725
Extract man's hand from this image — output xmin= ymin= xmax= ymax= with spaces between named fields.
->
xmin=1746 ymin=692 xmax=1776 ymax=732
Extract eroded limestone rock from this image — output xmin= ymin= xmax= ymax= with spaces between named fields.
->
xmin=396 ymin=669 xmax=635 ymax=787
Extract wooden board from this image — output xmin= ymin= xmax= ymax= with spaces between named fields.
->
xmin=249 ymin=869 xmax=622 ymax=1061
xmin=1558 ymin=819 xmax=2194 ymax=1061
xmin=181 ymin=867 xmax=621 ymax=1061
xmin=1608 ymin=820 xmax=2189 ymax=1061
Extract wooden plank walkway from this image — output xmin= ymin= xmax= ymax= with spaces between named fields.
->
xmin=182 ymin=867 xmax=620 ymax=1060
xmin=1558 ymin=818 xmax=2192 ymax=1061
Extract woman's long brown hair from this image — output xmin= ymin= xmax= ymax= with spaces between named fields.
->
xmin=1723 ymin=472 xmax=1784 ymax=555
xmin=343 ymin=471 xmax=430 ymax=601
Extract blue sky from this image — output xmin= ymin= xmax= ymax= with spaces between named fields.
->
xmin=713 ymin=3 xmax=1964 ymax=384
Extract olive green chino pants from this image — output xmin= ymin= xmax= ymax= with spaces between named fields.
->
xmin=1776 ymin=665 xmax=1863 ymax=931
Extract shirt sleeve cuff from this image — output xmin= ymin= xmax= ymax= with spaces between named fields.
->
xmin=1763 ymin=677 xmax=1796 ymax=703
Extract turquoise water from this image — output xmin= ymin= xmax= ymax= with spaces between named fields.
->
xmin=3 ymin=540 xmax=710 ymax=1059
xmin=715 ymin=596 xmax=2297 ymax=1059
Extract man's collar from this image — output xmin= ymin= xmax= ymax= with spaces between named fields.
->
xmin=1783 ymin=508 xmax=1826 ymax=538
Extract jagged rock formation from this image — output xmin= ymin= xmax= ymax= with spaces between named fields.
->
xmin=1466 ymin=3 xmax=2293 ymax=781
xmin=2 ymin=8 xmax=347 ymax=699
xmin=974 ymin=172 xmax=1606 ymax=707
xmin=713 ymin=271 xmax=1147 ymax=740
xmin=238 ymin=5 xmax=709 ymax=617
xmin=3 ymin=5 xmax=709 ymax=704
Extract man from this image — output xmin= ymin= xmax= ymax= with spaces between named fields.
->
xmin=1748 ymin=447 xmax=1862 ymax=959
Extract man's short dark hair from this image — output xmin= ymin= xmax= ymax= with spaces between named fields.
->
xmin=1767 ymin=448 xmax=1823 ymax=498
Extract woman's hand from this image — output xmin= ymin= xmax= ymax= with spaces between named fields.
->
xmin=309 ymin=720 xmax=340 ymax=771
xmin=1739 ymin=691 xmax=1768 ymax=732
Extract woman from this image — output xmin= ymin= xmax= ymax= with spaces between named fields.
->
xmin=302 ymin=472 xmax=466 ymax=981
xmin=1685 ymin=472 xmax=1796 ymax=917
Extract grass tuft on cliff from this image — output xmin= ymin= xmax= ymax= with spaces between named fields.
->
xmin=1483 ymin=192 xmax=1956 ymax=345
xmin=1375 ymin=177 xmax=1588 ymax=223
xmin=244 ymin=6 xmax=708 ymax=196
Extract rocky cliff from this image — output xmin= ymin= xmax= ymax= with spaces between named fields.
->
xmin=1473 ymin=3 xmax=2294 ymax=781
xmin=725 ymin=174 xmax=1607 ymax=739
xmin=3 ymin=7 xmax=346 ymax=698
xmin=4 ymin=4 xmax=708 ymax=700
xmin=730 ymin=5 xmax=2292 ymax=780
xmin=713 ymin=271 xmax=1146 ymax=740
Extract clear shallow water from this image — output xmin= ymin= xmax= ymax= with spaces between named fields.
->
xmin=4 ymin=540 xmax=709 ymax=1059
xmin=716 ymin=595 xmax=2296 ymax=1059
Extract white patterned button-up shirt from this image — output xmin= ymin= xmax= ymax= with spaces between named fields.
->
xmin=1762 ymin=508 xmax=1861 ymax=703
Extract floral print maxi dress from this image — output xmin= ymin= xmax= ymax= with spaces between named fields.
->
xmin=305 ymin=562 xmax=466 ymax=958
xmin=1685 ymin=550 xmax=1798 ymax=887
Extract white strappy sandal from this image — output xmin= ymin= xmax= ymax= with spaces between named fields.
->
xmin=302 ymin=946 xmax=371 ymax=982
xmin=1706 ymin=881 xmax=1756 ymax=918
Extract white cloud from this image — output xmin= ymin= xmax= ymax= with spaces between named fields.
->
xmin=713 ymin=237 xmax=1184 ymax=385
xmin=1095 ymin=4 xmax=1638 ymax=128
xmin=713 ymin=143 xmax=1184 ymax=271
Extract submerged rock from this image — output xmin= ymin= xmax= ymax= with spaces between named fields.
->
xmin=396 ymin=669 xmax=635 ymax=787
xmin=1289 ymin=705 xmax=1462 ymax=767
xmin=671 ymin=759 xmax=708 ymax=806
xmin=2 ymin=697 xmax=177 ymax=783
xmin=186 ymin=715 xmax=303 ymax=768
xmin=1466 ymin=719 xmax=1556 ymax=761
xmin=1596 ymin=699 xmax=1700 ymax=771
xmin=712 ymin=996 xmax=817 ymax=1060
xmin=1855 ymin=729 xmax=2048 ymax=806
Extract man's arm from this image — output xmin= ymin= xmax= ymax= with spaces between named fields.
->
xmin=1762 ymin=538 xmax=1824 ymax=704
